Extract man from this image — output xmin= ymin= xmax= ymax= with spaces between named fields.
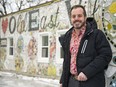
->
xmin=59 ymin=5 xmax=112 ymax=87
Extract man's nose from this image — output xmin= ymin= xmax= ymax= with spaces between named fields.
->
xmin=74 ymin=15 xmax=79 ymax=20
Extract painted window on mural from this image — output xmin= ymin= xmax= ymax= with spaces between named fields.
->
xmin=42 ymin=36 xmax=48 ymax=57
xmin=9 ymin=38 xmax=13 ymax=55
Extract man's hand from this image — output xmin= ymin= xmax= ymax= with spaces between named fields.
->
xmin=60 ymin=84 xmax=62 ymax=87
xmin=77 ymin=72 xmax=87 ymax=81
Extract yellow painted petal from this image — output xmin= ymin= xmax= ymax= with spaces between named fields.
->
xmin=109 ymin=2 xmax=116 ymax=14
xmin=107 ymin=23 xmax=112 ymax=30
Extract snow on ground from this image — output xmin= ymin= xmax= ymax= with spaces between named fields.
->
xmin=0 ymin=71 xmax=59 ymax=85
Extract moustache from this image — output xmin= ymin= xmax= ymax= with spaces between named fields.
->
xmin=73 ymin=20 xmax=82 ymax=23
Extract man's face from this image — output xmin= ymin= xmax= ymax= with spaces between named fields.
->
xmin=70 ymin=7 xmax=86 ymax=29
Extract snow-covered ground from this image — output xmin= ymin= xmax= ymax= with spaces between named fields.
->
xmin=0 ymin=71 xmax=59 ymax=87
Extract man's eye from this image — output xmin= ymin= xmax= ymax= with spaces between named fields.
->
xmin=71 ymin=15 xmax=82 ymax=18
xmin=72 ymin=15 xmax=76 ymax=18
xmin=78 ymin=14 xmax=82 ymax=17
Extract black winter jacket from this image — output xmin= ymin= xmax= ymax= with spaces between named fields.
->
xmin=59 ymin=17 xmax=112 ymax=87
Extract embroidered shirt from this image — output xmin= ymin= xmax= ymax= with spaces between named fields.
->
xmin=70 ymin=27 xmax=86 ymax=75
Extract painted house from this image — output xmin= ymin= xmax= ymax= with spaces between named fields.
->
xmin=0 ymin=0 xmax=116 ymax=87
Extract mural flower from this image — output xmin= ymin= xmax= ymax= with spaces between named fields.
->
xmin=27 ymin=37 xmax=37 ymax=60
xmin=17 ymin=36 xmax=24 ymax=53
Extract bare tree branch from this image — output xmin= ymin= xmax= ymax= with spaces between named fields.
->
xmin=0 ymin=0 xmax=53 ymax=16
xmin=15 ymin=1 xmax=22 ymax=11
xmin=0 ymin=0 xmax=7 ymax=15
xmin=0 ymin=10 xmax=4 ymax=15
xmin=19 ymin=1 xmax=23 ymax=10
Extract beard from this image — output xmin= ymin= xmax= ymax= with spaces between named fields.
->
xmin=73 ymin=20 xmax=86 ymax=29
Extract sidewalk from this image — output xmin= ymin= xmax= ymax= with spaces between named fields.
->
xmin=0 ymin=71 xmax=59 ymax=86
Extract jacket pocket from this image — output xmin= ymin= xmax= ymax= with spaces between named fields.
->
xmin=78 ymin=56 xmax=92 ymax=68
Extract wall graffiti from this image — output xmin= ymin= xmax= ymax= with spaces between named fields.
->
xmin=50 ymin=36 xmax=56 ymax=62
xmin=15 ymin=55 xmax=24 ymax=72
xmin=17 ymin=15 xmax=26 ymax=34
xmin=40 ymin=7 xmax=60 ymax=31
xmin=65 ymin=0 xmax=71 ymax=18
xmin=9 ymin=16 xmax=16 ymax=34
xmin=27 ymin=37 xmax=37 ymax=60
xmin=109 ymin=73 xmax=116 ymax=87
xmin=0 ymin=48 xmax=6 ymax=69
xmin=2 ymin=18 xmax=8 ymax=34
xmin=27 ymin=61 xmax=37 ymax=75
xmin=29 ymin=10 xmax=39 ymax=31
xmin=38 ymin=64 xmax=48 ymax=75
xmin=112 ymin=56 xmax=116 ymax=65
xmin=17 ymin=36 xmax=24 ymax=54
xmin=47 ymin=64 xmax=56 ymax=76
xmin=15 ymin=35 xmax=24 ymax=72
xmin=0 ymin=38 xmax=7 ymax=47
xmin=102 ymin=0 xmax=116 ymax=48
xmin=1 ymin=7 xmax=60 ymax=34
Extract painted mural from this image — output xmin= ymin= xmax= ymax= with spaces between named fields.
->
xmin=0 ymin=0 xmax=116 ymax=86
xmin=0 ymin=48 xmax=6 ymax=69
xmin=109 ymin=73 xmax=116 ymax=87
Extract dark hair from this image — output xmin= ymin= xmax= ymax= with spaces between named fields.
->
xmin=70 ymin=5 xmax=86 ymax=17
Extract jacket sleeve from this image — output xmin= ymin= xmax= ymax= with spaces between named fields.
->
xmin=82 ymin=30 xmax=112 ymax=79
xmin=59 ymin=35 xmax=65 ymax=50
xmin=59 ymin=35 xmax=65 ymax=84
